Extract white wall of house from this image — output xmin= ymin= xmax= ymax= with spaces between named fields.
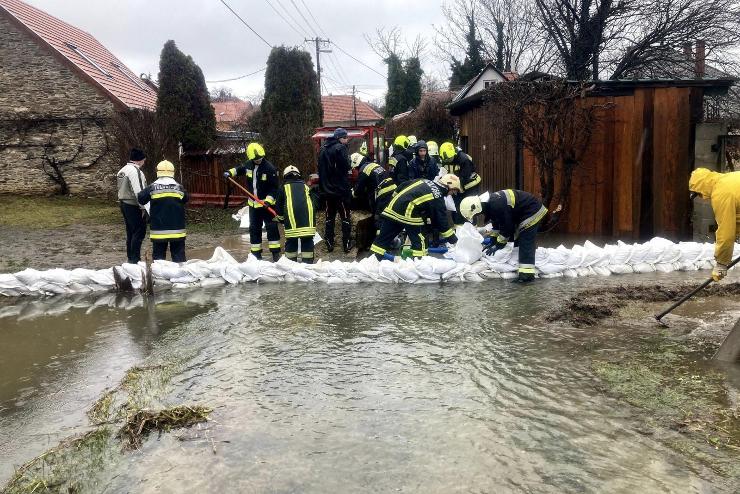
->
xmin=466 ymin=67 xmax=506 ymax=98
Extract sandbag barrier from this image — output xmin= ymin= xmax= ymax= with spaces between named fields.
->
xmin=0 ymin=228 xmax=735 ymax=298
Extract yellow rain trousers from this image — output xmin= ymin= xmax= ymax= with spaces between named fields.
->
xmin=688 ymin=168 xmax=740 ymax=265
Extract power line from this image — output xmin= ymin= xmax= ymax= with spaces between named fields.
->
xmin=274 ymin=0 xmax=311 ymax=38
xmin=288 ymin=0 xmax=317 ymax=36
xmin=331 ymin=41 xmax=385 ymax=78
xmin=206 ymin=67 xmax=267 ymax=83
xmin=262 ymin=0 xmax=304 ymax=40
xmin=299 ymin=0 xmax=328 ymax=36
xmin=218 ymin=0 xmax=272 ymax=48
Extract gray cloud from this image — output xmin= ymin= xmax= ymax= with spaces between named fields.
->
xmin=27 ymin=0 xmax=450 ymax=102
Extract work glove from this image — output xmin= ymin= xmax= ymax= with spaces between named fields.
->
xmin=712 ymin=263 xmax=728 ymax=282
xmin=481 ymin=236 xmax=493 ymax=246
xmin=223 ymin=171 xmax=231 ymax=178
xmin=446 ymin=233 xmax=458 ymax=245
xmin=483 ymin=242 xmax=504 ymax=257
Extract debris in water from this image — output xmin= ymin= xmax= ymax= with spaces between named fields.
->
xmin=118 ymin=405 xmax=212 ymax=450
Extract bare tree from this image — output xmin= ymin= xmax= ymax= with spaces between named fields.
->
xmin=436 ymin=0 xmax=558 ymax=76
xmin=112 ymin=109 xmax=176 ymax=172
xmin=485 ymin=81 xmax=609 ymax=219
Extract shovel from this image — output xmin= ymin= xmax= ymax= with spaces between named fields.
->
xmin=655 ymin=255 xmax=740 ymax=325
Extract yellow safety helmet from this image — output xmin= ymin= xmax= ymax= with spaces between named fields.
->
xmin=460 ymin=195 xmax=483 ymax=221
xmin=393 ymin=135 xmax=410 ymax=150
xmin=283 ymin=165 xmax=300 ymax=178
xmin=407 ymin=135 xmax=417 ymax=146
xmin=246 ymin=142 xmax=266 ymax=161
xmin=427 ymin=140 xmax=439 ymax=156
xmin=436 ymin=173 xmax=461 ymax=193
xmin=439 ymin=142 xmax=457 ymax=163
xmin=156 ymin=160 xmax=175 ymax=178
xmin=359 ymin=141 xmax=368 ymax=156
xmin=350 ymin=152 xmax=364 ymax=169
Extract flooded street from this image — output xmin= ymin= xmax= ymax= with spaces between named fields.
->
xmin=1 ymin=273 xmax=739 ymax=492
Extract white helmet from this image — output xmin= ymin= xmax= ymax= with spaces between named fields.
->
xmin=435 ymin=173 xmax=461 ymax=194
xmin=460 ymin=195 xmax=483 ymax=221
xmin=350 ymin=152 xmax=364 ymax=169
xmin=283 ymin=165 xmax=300 ymax=178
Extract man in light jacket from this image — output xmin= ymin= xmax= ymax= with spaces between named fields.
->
xmin=117 ymin=148 xmax=148 ymax=263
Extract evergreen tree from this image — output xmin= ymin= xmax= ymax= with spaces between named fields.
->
xmin=402 ymin=57 xmax=423 ymax=111
xmin=256 ymin=46 xmax=322 ymax=173
xmin=449 ymin=14 xmax=486 ymax=88
xmin=156 ymin=40 xmax=216 ymax=152
xmin=384 ymin=54 xmax=406 ymax=118
xmin=495 ymin=20 xmax=505 ymax=72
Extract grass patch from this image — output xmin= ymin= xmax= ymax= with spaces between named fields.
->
xmin=592 ymin=340 xmax=740 ymax=475
xmin=4 ymin=428 xmax=117 ymax=494
xmin=118 ymin=405 xmax=212 ymax=450
xmin=0 ymin=196 xmax=120 ymax=229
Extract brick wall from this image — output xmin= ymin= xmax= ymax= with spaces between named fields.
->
xmin=0 ymin=14 xmax=121 ymax=196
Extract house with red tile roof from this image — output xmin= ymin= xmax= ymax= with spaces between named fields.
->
xmin=0 ymin=0 xmax=156 ymax=196
xmin=321 ymin=95 xmax=382 ymax=127
xmin=212 ymin=98 xmax=254 ymax=131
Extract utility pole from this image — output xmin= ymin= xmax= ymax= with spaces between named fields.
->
xmin=352 ymin=85 xmax=358 ymax=127
xmin=305 ymin=37 xmax=331 ymax=93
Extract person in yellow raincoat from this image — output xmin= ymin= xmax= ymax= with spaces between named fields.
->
xmin=688 ymin=168 xmax=740 ymax=281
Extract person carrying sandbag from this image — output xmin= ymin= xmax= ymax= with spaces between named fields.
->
xmin=689 ymin=168 xmax=740 ymax=281
xmin=459 ymin=190 xmax=548 ymax=283
xmin=275 ymin=166 xmax=318 ymax=264
xmin=370 ymin=175 xmax=460 ymax=260
xmin=137 ymin=161 xmax=188 ymax=262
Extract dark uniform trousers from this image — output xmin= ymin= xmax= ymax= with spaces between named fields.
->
xmin=153 ymin=240 xmax=186 ymax=263
xmin=285 ymin=237 xmax=315 ymax=263
xmin=250 ymin=207 xmax=281 ymax=258
xmin=325 ymin=194 xmax=351 ymax=245
xmin=373 ymin=219 xmax=426 ymax=259
xmin=120 ymin=202 xmax=147 ymax=263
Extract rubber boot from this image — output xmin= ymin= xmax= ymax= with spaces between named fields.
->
xmin=252 ymin=251 xmax=262 ymax=260
xmin=512 ymin=272 xmax=535 ymax=283
xmin=272 ymin=251 xmax=281 ymax=262
xmin=342 ymin=220 xmax=353 ymax=253
xmin=325 ymin=219 xmax=335 ymax=252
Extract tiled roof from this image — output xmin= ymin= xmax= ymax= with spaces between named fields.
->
xmin=212 ymin=99 xmax=253 ymax=124
xmin=0 ymin=0 xmax=157 ymax=110
xmin=321 ymin=95 xmax=382 ymax=126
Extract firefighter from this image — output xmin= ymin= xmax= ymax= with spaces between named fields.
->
xmin=358 ymin=141 xmax=371 ymax=167
xmin=318 ymin=127 xmax=353 ymax=253
xmin=117 ymin=148 xmax=148 ymax=264
xmin=460 ymin=190 xmax=548 ymax=283
xmin=389 ymin=135 xmax=413 ymax=181
xmin=689 ymin=168 xmax=740 ymax=281
xmin=352 ymin=152 xmax=388 ymax=214
xmin=439 ymin=142 xmax=482 ymax=225
xmin=370 ymin=174 xmax=461 ymax=260
xmin=224 ymin=142 xmax=281 ymax=261
xmin=275 ymin=166 xmax=317 ymax=264
xmin=137 ymin=160 xmax=188 ymax=262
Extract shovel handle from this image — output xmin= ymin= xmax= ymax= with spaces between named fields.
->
xmin=226 ymin=176 xmax=278 ymax=217
xmin=655 ymin=255 xmax=740 ymax=322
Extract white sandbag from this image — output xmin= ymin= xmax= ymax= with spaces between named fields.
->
xmin=632 ymin=262 xmax=655 ymax=273
xmin=220 ymin=264 xmax=244 ymax=284
xmin=608 ymin=264 xmax=634 ymax=275
xmin=200 ymin=278 xmax=226 ymax=288
xmin=121 ymin=263 xmax=144 ymax=281
xmin=14 ymin=268 xmax=42 ymax=286
xmin=0 ymin=273 xmax=23 ymax=290
xmin=89 ymin=268 xmax=115 ymax=286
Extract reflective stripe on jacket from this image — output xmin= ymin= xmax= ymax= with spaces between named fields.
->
xmin=137 ymin=177 xmax=188 ymax=240
xmin=276 ymin=179 xmax=316 ymax=238
xmin=227 ymin=159 xmax=279 ymax=207
xmin=381 ymin=179 xmax=454 ymax=238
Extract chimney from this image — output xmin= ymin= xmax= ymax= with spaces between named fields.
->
xmin=695 ymin=40 xmax=706 ymax=79
xmin=682 ymin=42 xmax=692 ymax=60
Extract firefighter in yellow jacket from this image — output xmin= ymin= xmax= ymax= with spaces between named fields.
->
xmin=689 ymin=168 xmax=740 ymax=281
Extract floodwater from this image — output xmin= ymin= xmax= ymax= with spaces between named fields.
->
xmin=0 ymin=272 xmax=738 ymax=493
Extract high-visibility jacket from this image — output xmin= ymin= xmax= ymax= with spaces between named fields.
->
xmin=447 ymin=151 xmax=481 ymax=192
xmin=374 ymin=177 xmax=397 ymax=215
xmin=484 ymin=189 xmax=547 ymax=248
xmin=353 ymin=161 xmax=389 ymax=213
xmin=689 ymin=168 xmax=740 ymax=265
xmin=137 ymin=177 xmax=188 ymax=240
xmin=381 ymin=179 xmax=455 ymax=238
xmin=227 ymin=159 xmax=279 ymax=208
xmin=275 ymin=178 xmax=317 ymax=238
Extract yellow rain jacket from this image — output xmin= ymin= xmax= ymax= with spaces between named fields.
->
xmin=688 ymin=168 xmax=740 ymax=265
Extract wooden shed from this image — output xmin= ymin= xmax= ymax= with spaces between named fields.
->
xmin=449 ymin=79 xmax=735 ymax=240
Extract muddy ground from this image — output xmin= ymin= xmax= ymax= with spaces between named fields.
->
xmin=0 ymin=196 xmax=370 ymax=273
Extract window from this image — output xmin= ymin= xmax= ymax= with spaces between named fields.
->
xmin=65 ymin=42 xmax=111 ymax=77
xmin=111 ymin=62 xmax=150 ymax=92
xmin=484 ymin=80 xmax=496 ymax=89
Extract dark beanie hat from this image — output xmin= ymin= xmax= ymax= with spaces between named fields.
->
xmin=129 ymin=148 xmax=146 ymax=161
xmin=333 ymin=128 xmax=348 ymax=139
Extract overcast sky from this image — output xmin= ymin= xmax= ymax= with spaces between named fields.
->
xmin=26 ymin=0 xmax=449 ymax=103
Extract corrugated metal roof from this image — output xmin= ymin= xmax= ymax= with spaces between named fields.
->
xmin=0 ymin=0 xmax=157 ymax=110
